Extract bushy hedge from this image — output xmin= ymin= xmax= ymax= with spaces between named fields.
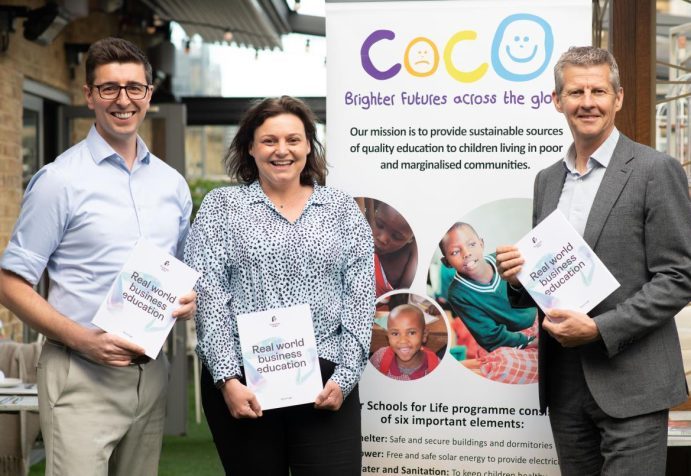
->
xmin=187 ymin=178 xmax=231 ymax=220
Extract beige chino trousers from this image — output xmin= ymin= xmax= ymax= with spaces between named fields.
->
xmin=37 ymin=340 xmax=168 ymax=476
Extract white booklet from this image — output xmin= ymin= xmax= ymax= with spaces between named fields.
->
xmin=237 ymin=304 xmax=323 ymax=410
xmin=515 ymin=209 xmax=620 ymax=314
xmin=92 ymin=240 xmax=200 ymax=359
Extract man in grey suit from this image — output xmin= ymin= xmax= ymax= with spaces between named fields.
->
xmin=496 ymin=46 xmax=691 ymax=475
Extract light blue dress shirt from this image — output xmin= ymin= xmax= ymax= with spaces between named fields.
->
xmin=1 ymin=126 xmax=192 ymax=328
xmin=557 ymin=129 xmax=620 ymax=236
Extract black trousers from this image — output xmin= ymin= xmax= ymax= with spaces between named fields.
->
xmin=201 ymin=359 xmax=361 ymax=476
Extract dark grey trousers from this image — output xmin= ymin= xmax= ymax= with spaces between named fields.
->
xmin=547 ymin=346 xmax=669 ymax=476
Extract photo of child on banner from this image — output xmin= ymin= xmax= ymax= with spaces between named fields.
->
xmin=428 ymin=200 xmax=538 ymax=384
xmin=369 ymin=292 xmax=447 ymax=381
xmin=355 ymin=197 xmax=417 ymax=296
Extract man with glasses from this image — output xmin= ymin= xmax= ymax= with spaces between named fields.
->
xmin=0 ymin=37 xmax=195 ymax=475
xmin=496 ymin=46 xmax=691 ymax=475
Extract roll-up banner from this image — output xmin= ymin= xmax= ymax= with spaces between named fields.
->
xmin=326 ymin=1 xmax=591 ymax=474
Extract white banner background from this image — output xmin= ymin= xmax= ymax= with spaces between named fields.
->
xmin=326 ymin=2 xmax=591 ymax=474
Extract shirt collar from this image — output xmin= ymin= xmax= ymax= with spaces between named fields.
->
xmin=562 ymin=128 xmax=619 ymax=175
xmin=247 ymin=179 xmax=331 ymax=207
xmin=86 ymin=125 xmax=151 ymax=166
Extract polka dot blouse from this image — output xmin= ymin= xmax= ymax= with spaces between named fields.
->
xmin=184 ymin=180 xmax=375 ymax=397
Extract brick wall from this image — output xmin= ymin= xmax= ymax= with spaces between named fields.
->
xmin=0 ymin=66 xmax=22 ymax=338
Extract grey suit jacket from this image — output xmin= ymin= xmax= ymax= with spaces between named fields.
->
xmin=516 ymin=133 xmax=691 ymax=418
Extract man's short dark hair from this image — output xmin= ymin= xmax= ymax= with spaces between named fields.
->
xmin=85 ymin=37 xmax=153 ymax=85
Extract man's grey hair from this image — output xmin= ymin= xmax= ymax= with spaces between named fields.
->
xmin=554 ymin=46 xmax=620 ymax=95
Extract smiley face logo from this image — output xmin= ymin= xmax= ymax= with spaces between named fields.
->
xmin=491 ymin=14 xmax=553 ymax=82
xmin=507 ymin=33 xmax=537 ymax=64
xmin=404 ymin=37 xmax=439 ymax=77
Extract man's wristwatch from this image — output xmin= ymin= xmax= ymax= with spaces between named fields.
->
xmin=215 ymin=375 xmax=239 ymax=389
xmin=508 ymin=282 xmax=524 ymax=292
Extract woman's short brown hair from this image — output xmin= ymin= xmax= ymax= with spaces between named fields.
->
xmin=224 ymin=96 xmax=327 ymax=185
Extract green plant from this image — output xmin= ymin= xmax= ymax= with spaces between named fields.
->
xmin=187 ymin=178 xmax=231 ymax=220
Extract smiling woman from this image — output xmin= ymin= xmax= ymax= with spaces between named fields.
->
xmin=223 ymin=96 xmax=327 ymax=222
xmin=247 ymin=114 xmax=312 ymax=216
xmin=184 ymin=96 xmax=375 ymax=476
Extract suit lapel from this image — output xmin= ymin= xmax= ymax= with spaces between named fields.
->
xmin=539 ymin=163 xmax=566 ymax=222
xmin=583 ymin=135 xmax=634 ymax=248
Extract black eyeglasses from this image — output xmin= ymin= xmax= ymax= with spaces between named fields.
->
xmin=91 ymin=82 xmax=151 ymax=100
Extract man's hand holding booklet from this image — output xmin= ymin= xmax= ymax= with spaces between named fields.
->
xmin=92 ymin=240 xmax=200 ymax=359
xmin=514 ymin=209 xmax=619 ymax=315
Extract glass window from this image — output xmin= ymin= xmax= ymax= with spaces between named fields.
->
xmin=185 ymin=125 xmax=238 ymax=180
xmin=22 ymin=108 xmax=40 ymax=189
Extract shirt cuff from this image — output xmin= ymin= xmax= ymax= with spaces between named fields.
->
xmin=329 ymin=365 xmax=357 ymax=398
xmin=0 ymin=244 xmax=47 ymax=285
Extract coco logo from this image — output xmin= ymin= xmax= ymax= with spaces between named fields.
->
xmin=360 ymin=13 xmax=553 ymax=83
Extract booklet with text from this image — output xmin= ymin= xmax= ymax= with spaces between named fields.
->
xmin=515 ymin=209 xmax=619 ymax=314
xmin=92 ymin=240 xmax=200 ymax=359
xmin=237 ymin=304 xmax=323 ymax=410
